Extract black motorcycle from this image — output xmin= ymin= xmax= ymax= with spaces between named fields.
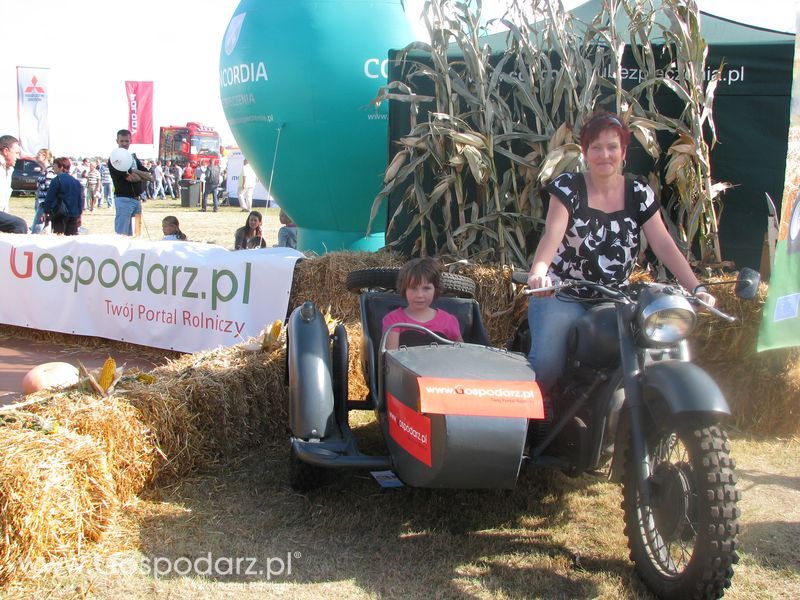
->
xmin=515 ymin=268 xmax=760 ymax=599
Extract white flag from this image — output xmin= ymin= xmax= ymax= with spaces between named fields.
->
xmin=17 ymin=66 xmax=50 ymax=156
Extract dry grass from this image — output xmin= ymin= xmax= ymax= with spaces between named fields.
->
xmin=8 ymin=194 xmax=281 ymax=249
xmin=2 ymin=434 xmax=796 ymax=599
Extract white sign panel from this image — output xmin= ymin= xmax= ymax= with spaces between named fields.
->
xmin=0 ymin=234 xmax=303 ymax=353
xmin=16 ymin=66 xmax=50 ymax=156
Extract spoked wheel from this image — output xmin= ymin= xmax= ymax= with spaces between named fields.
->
xmin=623 ymin=425 xmax=740 ymax=599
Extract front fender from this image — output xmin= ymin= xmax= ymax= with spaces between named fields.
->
xmin=642 ymin=360 xmax=730 ymax=425
xmin=609 ymin=360 xmax=729 ymax=483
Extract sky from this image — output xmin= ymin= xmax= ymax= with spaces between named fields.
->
xmin=0 ymin=0 xmax=795 ymax=159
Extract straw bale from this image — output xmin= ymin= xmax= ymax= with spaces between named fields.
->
xmin=0 ymin=426 xmax=116 ymax=585
xmin=344 ymin=322 xmax=370 ymax=401
xmin=456 ymin=263 xmax=529 ymax=347
xmin=690 ymin=280 xmax=800 ymax=435
xmin=289 ymin=250 xmax=404 ymax=323
xmin=120 ymin=345 xmax=289 ymax=485
xmin=27 ymin=393 xmax=154 ymax=503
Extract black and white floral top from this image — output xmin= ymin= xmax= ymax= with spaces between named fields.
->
xmin=545 ymin=172 xmax=660 ymax=292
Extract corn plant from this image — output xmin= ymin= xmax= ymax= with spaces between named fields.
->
xmin=371 ymin=0 xmax=725 ymax=267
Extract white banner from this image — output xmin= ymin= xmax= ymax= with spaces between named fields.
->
xmin=16 ymin=66 xmax=50 ymax=156
xmin=0 ymin=234 xmax=303 ymax=353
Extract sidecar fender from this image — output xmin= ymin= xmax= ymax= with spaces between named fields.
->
xmin=287 ymin=302 xmax=336 ymax=440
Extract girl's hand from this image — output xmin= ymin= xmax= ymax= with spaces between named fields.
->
xmin=527 ymin=272 xmax=554 ymax=297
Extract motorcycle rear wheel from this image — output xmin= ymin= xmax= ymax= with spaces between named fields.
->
xmin=623 ymin=425 xmax=740 ymax=599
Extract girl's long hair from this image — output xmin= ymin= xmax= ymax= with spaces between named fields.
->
xmin=245 ymin=210 xmax=263 ymax=237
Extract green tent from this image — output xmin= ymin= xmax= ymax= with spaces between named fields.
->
xmin=386 ymin=3 xmax=794 ymax=269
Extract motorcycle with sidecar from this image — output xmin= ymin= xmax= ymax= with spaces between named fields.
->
xmin=286 ymin=265 xmax=760 ymax=600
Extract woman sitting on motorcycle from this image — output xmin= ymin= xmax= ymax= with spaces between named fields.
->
xmin=526 ymin=111 xmax=716 ymax=393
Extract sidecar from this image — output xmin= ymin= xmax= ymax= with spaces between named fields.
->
xmin=287 ymin=270 xmax=544 ymax=491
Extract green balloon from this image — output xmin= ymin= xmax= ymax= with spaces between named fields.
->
xmin=219 ymin=0 xmax=415 ymax=252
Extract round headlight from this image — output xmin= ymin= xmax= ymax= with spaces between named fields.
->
xmin=637 ymin=295 xmax=696 ymax=345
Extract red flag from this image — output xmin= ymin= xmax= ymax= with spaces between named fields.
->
xmin=124 ymin=81 xmax=154 ymax=144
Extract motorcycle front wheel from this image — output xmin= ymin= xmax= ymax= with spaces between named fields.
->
xmin=623 ymin=425 xmax=740 ymax=599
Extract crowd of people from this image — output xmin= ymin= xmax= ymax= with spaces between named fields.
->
xmin=0 ymin=129 xmax=297 ymax=249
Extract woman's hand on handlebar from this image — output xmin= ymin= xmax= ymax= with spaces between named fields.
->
xmin=695 ymin=290 xmax=716 ymax=308
xmin=527 ymin=272 xmax=554 ymax=297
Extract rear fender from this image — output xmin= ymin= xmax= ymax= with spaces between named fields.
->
xmin=288 ymin=302 xmax=336 ymax=439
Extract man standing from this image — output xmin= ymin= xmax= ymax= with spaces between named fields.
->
xmin=238 ymin=158 xmax=256 ymax=212
xmin=107 ymin=129 xmax=152 ymax=236
xmin=99 ymin=160 xmax=113 ymax=207
xmin=0 ymin=135 xmax=28 ymax=233
xmin=202 ymin=159 xmax=221 ymax=212
xmin=152 ymin=161 xmax=166 ymax=200
xmin=86 ymin=162 xmax=102 ymax=211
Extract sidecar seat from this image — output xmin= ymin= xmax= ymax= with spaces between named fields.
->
xmin=358 ymin=291 xmax=490 ymax=405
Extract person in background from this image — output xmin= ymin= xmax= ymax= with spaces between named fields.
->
xmin=238 ymin=158 xmax=256 ymax=212
xmin=0 ymin=135 xmax=28 ymax=233
xmin=152 ymin=161 xmax=166 ymax=200
xmin=202 ymin=159 xmax=221 ymax=212
xmin=182 ymin=161 xmax=195 ymax=181
xmin=107 ymin=128 xmax=152 ymax=236
xmin=44 ymin=157 xmax=83 ymax=235
xmin=161 ymin=215 xmax=187 ymax=240
xmin=74 ymin=158 xmax=89 ymax=209
xmin=171 ymin=161 xmax=183 ymax=191
xmin=32 ymin=148 xmax=55 ymax=233
xmin=234 ymin=210 xmax=267 ymax=249
xmin=163 ymin=160 xmax=176 ymax=199
xmin=98 ymin=159 xmax=113 ymax=207
xmin=277 ymin=208 xmax=297 ymax=248
xmin=86 ymin=162 xmax=102 ymax=211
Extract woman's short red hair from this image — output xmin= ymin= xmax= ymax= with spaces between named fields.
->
xmin=579 ymin=112 xmax=631 ymax=153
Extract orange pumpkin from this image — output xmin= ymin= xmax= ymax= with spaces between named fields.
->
xmin=22 ymin=362 xmax=80 ymax=395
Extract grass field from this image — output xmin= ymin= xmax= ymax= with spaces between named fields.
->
xmin=4 ymin=428 xmax=797 ymax=599
xmin=8 ymin=193 xmax=282 ymax=250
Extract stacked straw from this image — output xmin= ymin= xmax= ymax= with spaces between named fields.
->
xmin=0 ymin=424 xmax=117 ymax=584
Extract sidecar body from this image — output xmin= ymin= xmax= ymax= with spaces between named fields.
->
xmin=287 ymin=287 xmax=544 ymax=490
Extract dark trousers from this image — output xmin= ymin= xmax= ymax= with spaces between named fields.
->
xmin=51 ymin=215 xmax=81 ymax=236
xmin=202 ymin=188 xmax=219 ymax=211
xmin=0 ymin=211 xmax=28 ymax=233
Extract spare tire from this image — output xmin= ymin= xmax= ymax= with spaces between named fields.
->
xmin=345 ymin=267 xmax=476 ymax=298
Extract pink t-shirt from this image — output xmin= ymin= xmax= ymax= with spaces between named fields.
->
xmin=382 ymin=307 xmax=462 ymax=342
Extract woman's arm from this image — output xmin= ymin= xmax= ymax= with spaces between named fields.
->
xmin=527 ymin=194 xmax=569 ymax=291
xmin=642 ymin=211 xmax=716 ymax=306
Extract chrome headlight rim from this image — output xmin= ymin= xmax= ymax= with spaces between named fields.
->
xmin=636 ymin=294 xmax=697 ymax=346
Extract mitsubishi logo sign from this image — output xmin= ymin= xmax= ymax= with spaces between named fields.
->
xmin=24 ymin=76 xmax=45 ymax=94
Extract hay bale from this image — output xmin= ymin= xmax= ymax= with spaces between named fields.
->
xmin=691 ymin=281 xmax=800 ymax=435
xmin=27 ymin=394 xmax=154 ymax=503
xmin=344 ymin=322 xmax=370 ymax=401
xmin=289 ymin=250 xmax=403 ymax=323
xmin=0 ymin=425 xmax=116 ymax=585
xmin=457 ymin=263 xmax=529 ymax=347
xmin=120 ymin=346 xmax=289 ymax=485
